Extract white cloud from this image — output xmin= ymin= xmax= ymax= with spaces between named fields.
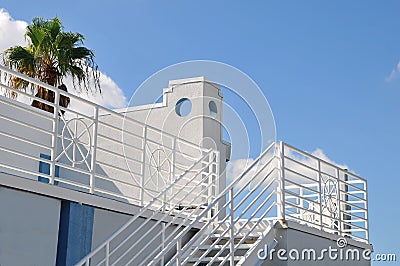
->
xmin=0 ymin=8 xmax=127 ymax=111
xmin=385 ymin=61 xmax=400 ymax=82
xmin=65 ymin=73 xmax=127 ymax=114
xmin=0 ymin=8 xmax=27 ymax=53
xmin=310 ymin=148 xmax=347 ymax=169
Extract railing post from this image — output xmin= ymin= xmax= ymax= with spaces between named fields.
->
xmin=105 ymin=242 xmax=110 ymax=266
xmin=176 ymin=238 xmax=182 ymax=266
xmin=229 ymin=187 xmax=235 ymax=266
xmin=277 ymin=142 xmax=285 ymax=220
xmin=89 ymin=106 xmax=99 ymax=194
xmin=140 ymin=125 xmax=148 ymax=206
xmin=317 ymin=160 xmax=323 ymax=230
xmin=365 ymin=180 xmax=369 ymax=242
xmin=171 ymin=137 xmax=176 ymax=210
xmin=336 ymin=168 xmax=348 ymax=235
xmin=161 ymin=223 xmax=166 ymax=266
xmin=50 ymin=89 xmax=61 ymax=185
xmin=299 ymin=187 xmax=304 ymax=220
xmin=214 ymin=151 xmax=220 ymax=218
xmin=207 ymin=151 xmax=216 ymax=219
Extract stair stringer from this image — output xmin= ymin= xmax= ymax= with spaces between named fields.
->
xmin=237 ymin=220 xmax=280 ymax=266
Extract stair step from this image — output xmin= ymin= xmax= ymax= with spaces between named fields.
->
xmin=208 ymin=234 xmax=260 ymax=245
xmin=186 ymin=255 xmax=242 ymax=263
xmin=197 ymin=243 xmax=252 ymax=250
xmin=191 ymin=243 xmax=251 ymax=258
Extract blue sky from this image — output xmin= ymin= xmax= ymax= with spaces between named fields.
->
xmin=1 ymin=0 xmax=399 ymax=261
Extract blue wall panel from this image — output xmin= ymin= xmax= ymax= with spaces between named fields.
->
xmin=56 ymin=201 xmax=94 ymax=266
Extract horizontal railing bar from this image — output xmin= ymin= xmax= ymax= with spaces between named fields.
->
xmin=285 ymin=183 xmax=319 ymax=190
xmin=282 ymin=142 xmax=366 ymax=181
xmin=96 ymin=118 xmax=144 ymax=140
xmin=284 ymin=179 xmax=320 ymax=195
xmin=284 ymin=167 xmax=320 ymax=184
xmin=340 ymin=219 xmax=368 ymax=232
xmin=0 ymin=162 xmax=45 ymax=179
xmin=0 ymin=145 xmax=50 ymax=164
xmin=54 ymin=161 xmax=91 ymax=175
xmin=340 ymin=200 xmax=367 ymax=211
xmin=284 ymin=190 xmax=320 ymax=205
xmin=0 ymin=113 xmax=53 ymax=135
xmin=339 ymin=190 xmax=366 ymax=202
xmin=0 ymin=93 xmax=55 ymax=121
xmin=96 ymin=133 xmax=143 ymax=153
xmin=95 ymin=146 xmax=143 ymax=164
xmin=284 ymin=156 xmax=319 ymax=174
xmin=54 ymin=177 xmax=91 ymax=190
xmin=340 ymin=180 xmax=366 ymax=192
xmin=341 ymin=209 xmax=367 ymax=221
xmin=0 ymin=130 xmax=51 ymax=150
xmin=285 ymin=192 xmax=319 ymax=199
xmin=345 ymin=190 xmax=367 ymax=196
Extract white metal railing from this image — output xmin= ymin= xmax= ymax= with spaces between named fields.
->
xmin=76 ymin=148 xmax=219 ymax=266
xmin=113 ymin=141 xmax=368 ymax=265
xmin=280 ymin=142 xmax=369 ymax=243
xmin=152 ymin=142 xmax=280 ymax=266
xmin=0 ymin=65 xmax=369 ymax=265
xmin=0 ymin=64 xmax=215 ymax=207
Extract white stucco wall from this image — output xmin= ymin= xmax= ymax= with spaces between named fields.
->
xmin=114 ymin=77 xmax=230 ymax=207
xmin=0 ymin=186 xmax=61 ymax=266
xmin=257 ymin=221 xmax=372 ymax=266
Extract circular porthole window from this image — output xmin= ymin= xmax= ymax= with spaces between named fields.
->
xmin=175 ymin=98 xmax=192 ymax=117
xmin=209 ymin=101 xmax=218 ymax=118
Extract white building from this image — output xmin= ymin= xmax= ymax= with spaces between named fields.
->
xmin=0 ymin=65 xmax=371 ymax=266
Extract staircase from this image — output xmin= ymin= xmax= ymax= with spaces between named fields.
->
xmin=182 ymin=220 xmax=276 ymax=266
xmin=77 ymin=142 xmax=280 ymax=266
xmin=0 ymin=65 xmax=369 ymax=266
xmin=77 ymin=141 xmax=369 ymax=265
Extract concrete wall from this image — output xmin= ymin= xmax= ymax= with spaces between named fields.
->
xmin=0 ymin=186 xmax=60 ymax=266
xmin=0 ymin=184 xmax=199 ymax=266
xmin=258 ymin=221 xmax=372 ymax=266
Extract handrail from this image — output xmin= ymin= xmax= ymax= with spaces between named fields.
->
xmin=75 ymin=149 xmax=218 ymax=265
xmin=0 ymin=64 xmax=209 ymax=154
xmin=175 ymin=157 xmax=278 ymax=265
xmin=0 ymin=64 xmax=214 ymax=206
xmin=156 ymin=141 xmax=369 ymax=265
xmin=149 ymin=142 xmax=278 ymax=265
xmin=281 ymin=142 xmax=369 ymax=242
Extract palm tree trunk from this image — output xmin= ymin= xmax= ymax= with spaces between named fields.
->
xmin=31 ymin=84 xmax=70 ymax=114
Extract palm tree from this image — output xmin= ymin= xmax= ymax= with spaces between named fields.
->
xmin=2 ymin=16 xmax=100 ymax=113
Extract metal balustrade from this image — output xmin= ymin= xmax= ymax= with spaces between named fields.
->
xmin=280 ymin=142 xmax=369 ymax=243
xmin=0 ymin=65 xmax=369 ymax=265
xmin=76 ymin=149 xmax=219 ymax=266
xmin=116 ymin=142 xmax=368 ymax=265
xmin=0 ymin=64 xmax=214 ymax=208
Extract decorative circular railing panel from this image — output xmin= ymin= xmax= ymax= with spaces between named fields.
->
xmin=61 ymin=118 xmax=92 ymax=165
